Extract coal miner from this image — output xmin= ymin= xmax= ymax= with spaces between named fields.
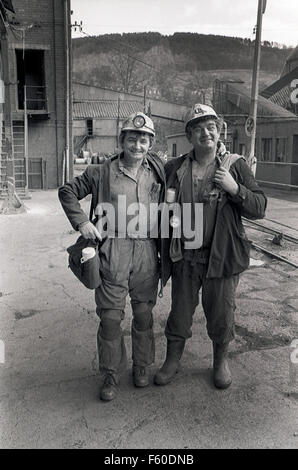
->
xmin=154 ymin=103 xmax=267 ymax=389
xmin=59 ymin=112 xmax=166 ymax=401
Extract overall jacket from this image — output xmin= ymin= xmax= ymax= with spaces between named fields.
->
xmin=160 ymin=150 xmax=267 ymax=283
xmin=58 ymin=152 xmax=168 ymax=289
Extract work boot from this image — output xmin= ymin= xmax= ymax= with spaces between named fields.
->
xmin=132 ymin=365 xmax=150 ymax=388
xmin=154 ymin=340 xmax=185 ymax=386
xmin=100 ymin=372 xmax=118 ymax=401
xmin=213 ymin=342 xmax=232 ymax=389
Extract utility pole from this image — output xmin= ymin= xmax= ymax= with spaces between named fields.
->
xmin=246 ymin=0 xmax=267 ymax=176
xmin=143 ymin=85 xmax=147 ymax=113
xmin=116 ymin=97 xmax=120 ymax=148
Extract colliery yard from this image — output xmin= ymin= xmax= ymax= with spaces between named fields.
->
xmin=0 ymin=187 xmax=297 ymax=449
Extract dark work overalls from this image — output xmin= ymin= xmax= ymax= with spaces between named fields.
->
xmin=96 ymin=155 xmax=162 ymax=379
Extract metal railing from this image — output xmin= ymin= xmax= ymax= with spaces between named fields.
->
xmin=22 ymin=85 xmax=47 ymax=111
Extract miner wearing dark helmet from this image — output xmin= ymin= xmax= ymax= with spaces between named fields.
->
xmin=154 ymin=103 xmax=267 ymax=390
xmin=59 ymin=112 xmax=166 ymax=402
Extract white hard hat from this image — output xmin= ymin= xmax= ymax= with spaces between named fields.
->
xmin=120 ymin=112 xmax=155 ymax=137
xmin=184 ymin=104 xmax=219 ymax=131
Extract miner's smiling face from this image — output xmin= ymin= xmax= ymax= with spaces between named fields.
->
xmin=122 ymin=131 xmax=151 ymax=161
xmin=187 ymin=118 xmax=220 ymax=153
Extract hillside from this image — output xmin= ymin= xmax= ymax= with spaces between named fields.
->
xmin=72 ymin=32 xmax=292 ymax=104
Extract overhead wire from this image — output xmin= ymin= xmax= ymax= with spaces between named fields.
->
xmin=77 ymin=28 xmax=294 ymax=91
xmin=75 ymin=25 xmax=296 ymax=111
xmin=79 ymin=29 xmax=191 ymax=85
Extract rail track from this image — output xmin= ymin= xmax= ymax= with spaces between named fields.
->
xmin=243 ymin=218 xmax=298 ymax=245
xmin=243 ymin=217 xmax=298 ymax=269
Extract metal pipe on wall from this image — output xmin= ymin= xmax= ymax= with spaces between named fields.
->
xmin=64 ymin=0 xmax=70 ymax=182
xmin=24 ymin=85 xmax=28 ymax=191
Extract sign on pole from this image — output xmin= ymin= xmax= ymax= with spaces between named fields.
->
xmin=245 ymin=116 xmax=255 ymax=137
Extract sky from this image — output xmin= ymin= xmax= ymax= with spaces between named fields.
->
xmin=70 ymin=0 xmax=298 ymax=48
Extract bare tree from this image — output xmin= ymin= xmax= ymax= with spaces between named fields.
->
xmin=110 ymin=51 xmax=148 ymax=94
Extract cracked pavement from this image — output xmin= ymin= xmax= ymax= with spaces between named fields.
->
xmin=0 ymin=187 xmax=298 ymax=449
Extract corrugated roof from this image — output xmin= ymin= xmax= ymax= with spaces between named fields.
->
xmin=226 ymin=82 xmax=297 ymax=118
xmin=73 ymin=81 xmax=188 ymax=109
xmin=73 ymin=100 xmax=143 ymax=119
xmin=261 ymin=67 xmax=298 ymax=99
xmin=268 ymin=87 xmax=292 ymax=109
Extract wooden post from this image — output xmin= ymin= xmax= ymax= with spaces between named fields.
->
xmin=143 ymin=85 xmax=147 ymax=113
xmin=246 ymin=0 xmax=266 ymax=176
xmin=116 ymin=97 xmax=120 ymax=148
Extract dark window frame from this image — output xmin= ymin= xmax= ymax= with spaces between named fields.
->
xmin=275 ymin=137 xmax=287 ymax=163
xmin=15 ymin=49 xmax=46 ymax=111
xmin=172 ymin=143 xmax=177 ymax=158
xmin=86 ymin=119 xmax=93 ymax=136
xmin=261 ymin=138 xmax=273 ymax=162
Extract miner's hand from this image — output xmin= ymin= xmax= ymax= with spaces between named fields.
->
xmin=79 ymin=221 xmax=102 ymax=241
xmin=214 ymin=167 xmax=239 ymax=196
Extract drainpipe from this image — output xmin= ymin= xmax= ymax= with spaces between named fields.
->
xmin=64 ymin=0 xmax=70 ymax=182
xmin=116 ymin=97 xmax=120 ymax=148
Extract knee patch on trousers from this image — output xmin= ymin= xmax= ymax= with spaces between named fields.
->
xmin=132 ymin=308 xmax=153 ymax=331
xmin=100 ymin=318 xmax=121 ymax=341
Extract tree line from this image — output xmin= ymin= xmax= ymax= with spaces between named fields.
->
xmin=72 ymin=32 xmax=293 ymax=102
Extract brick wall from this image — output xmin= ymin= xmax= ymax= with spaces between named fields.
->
xmin=5 ymin=0 xmax=72 ymax=188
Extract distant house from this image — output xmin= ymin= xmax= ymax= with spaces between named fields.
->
xmin=166 ymin=64 xmax=298 ymax=190
xmin=72 ymin=81 xmax=187 ymax=158
xmin=260 ymin=46 xmax=298 ymax=116
xmin=73 ymin=98 xmax=143 ymax=156
xmin=212 ymin=79 xmax=298 ymax=189
xmin=0 ymin=0 xmax=72 ymax=196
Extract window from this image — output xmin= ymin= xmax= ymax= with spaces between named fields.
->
xmin=261 ymin=138 xmax=273 ymax=162
xmin=225 ymin=140 xmax=232 ymax=152
xmin=87 ymin=119 xmax=93 ymax=136
xmin=275 ymin=138 xmax=287 ymax=162
xmin=239 ymin=143 xmax=246 ymax=156
xmin=172 ymin=143 xmax=177 ymax=158
xmin=16 ymin=49 xmax=46 ymax=110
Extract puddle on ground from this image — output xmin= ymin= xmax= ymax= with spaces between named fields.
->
xmin=15 ymin=310 xmax=41 ymax=320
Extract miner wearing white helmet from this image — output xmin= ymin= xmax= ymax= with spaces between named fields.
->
xmin=154 ymin=103 xmax=267 ymax=390
xmin=120 ymin=112 xmax=155 ymax=138
xmin=59 ymin=111 xmax=166 ymax=402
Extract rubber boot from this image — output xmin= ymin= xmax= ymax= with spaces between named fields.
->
xmin=213 ymin=342 xmax=232 ymax=389
xmin=132 ymin=365 xmax=150 ymax=388
xmin=100 ymin=372 xmax=118 ymax=401
xmin=154 ymin=340 xmax=185 ymax=386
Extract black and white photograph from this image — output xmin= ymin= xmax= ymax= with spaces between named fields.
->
xmin=0 ymin=0 xmax=298 ymax=453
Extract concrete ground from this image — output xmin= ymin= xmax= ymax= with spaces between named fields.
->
xmin=0 ymin=185 xmax=298 ymax=449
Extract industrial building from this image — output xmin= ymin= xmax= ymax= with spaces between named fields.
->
xmin=0 ymin=0 xmax=72 ymax=196
xmin=167 ymin=47 xmax=298 ymax=189
xmin=72 ymin=81 xmax=188 ymax=158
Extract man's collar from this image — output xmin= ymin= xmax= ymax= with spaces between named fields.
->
xmin=118 ymin=152 xmax=151 ymax=172
xmin=189 ymin=149 xmax=196 ymax=161
xmin=176 ymin=153 xmax=192 ymax=182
